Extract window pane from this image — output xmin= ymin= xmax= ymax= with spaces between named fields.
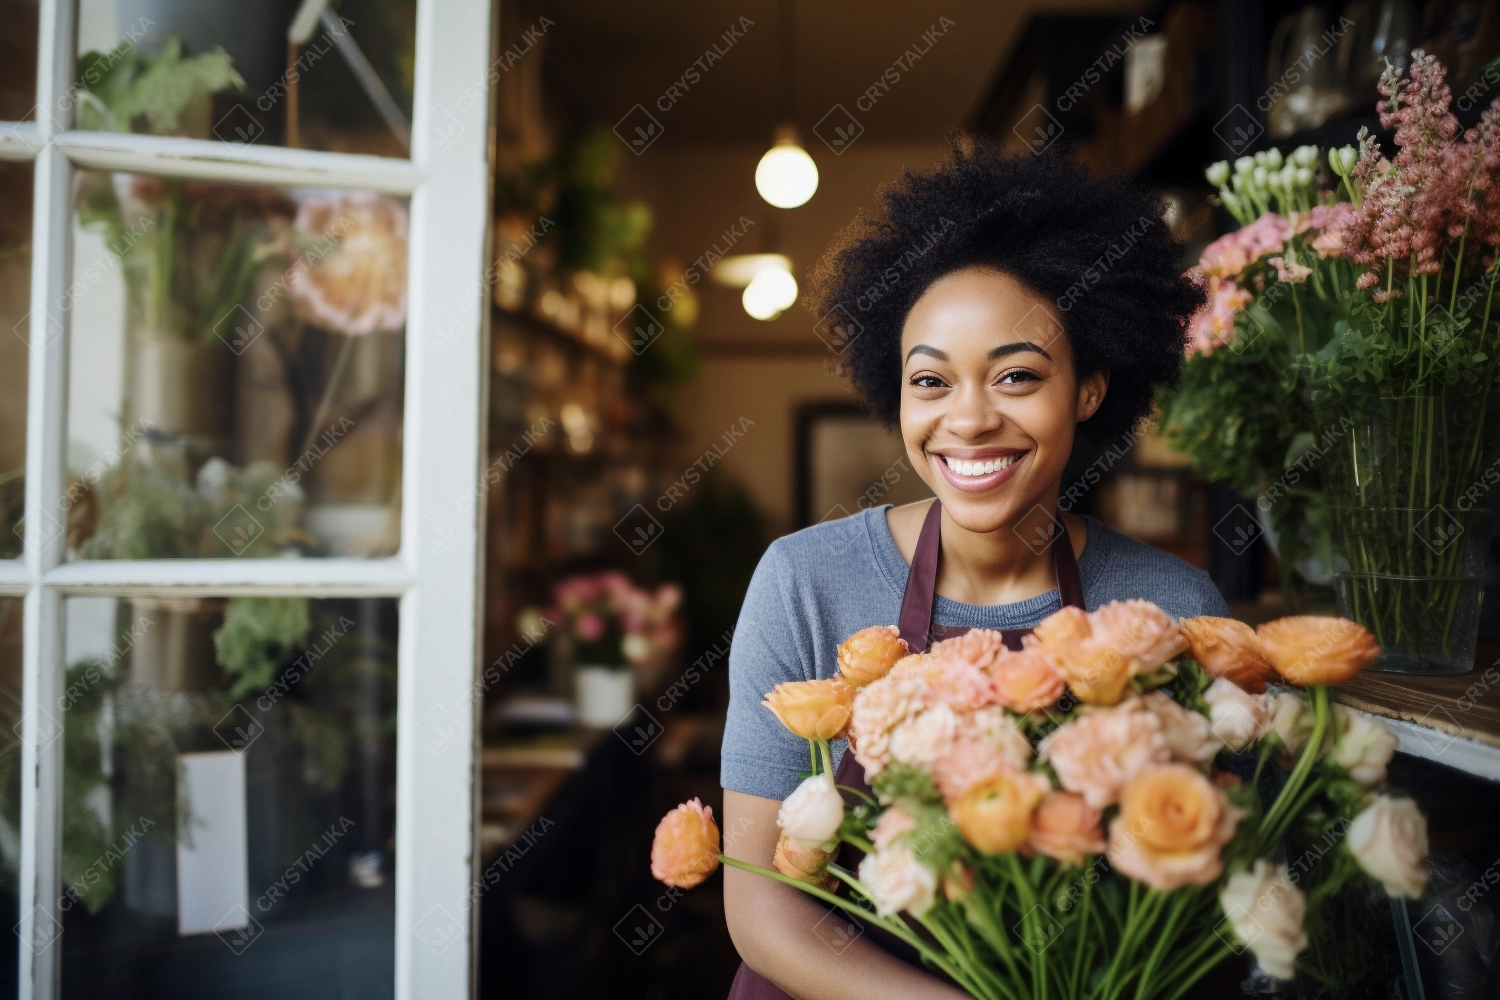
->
xmin=73 ymin=0 xmax=416 ymax=158
xmin=0 ymin=0 xmax=38 ymax=121
xmin=0 ymin=597 xmax=21 ymax=991
xmin=0 ymin=162 xmax=31 ymax=559
xmin=65 ymin=172 xmax=406 ymax=559
xmin=59 ymin=595 xmax=397 ymax=999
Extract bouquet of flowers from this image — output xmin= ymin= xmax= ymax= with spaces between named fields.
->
xmin=652 ymin=602 xmax=1429 ymax=999
xmin=548 ymin=571 xmax=682 ymax=670
xmin=1158 ymin=145 xmax=1360 ymax=598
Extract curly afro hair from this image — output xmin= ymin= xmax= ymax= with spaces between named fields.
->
xmin=807 ymin=131 xmax=1203 ymax=444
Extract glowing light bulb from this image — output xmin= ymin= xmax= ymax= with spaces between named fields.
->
xmin=755 ymin=132 xmax=818 ymax=209
xmin=742 ymin=267 xmax=798 ymax=320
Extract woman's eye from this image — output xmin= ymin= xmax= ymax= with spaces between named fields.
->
xmin=910 ymin=375 xmax=946 ymax=389
xmin=996 ymin=369 xmax=1039 ymax=385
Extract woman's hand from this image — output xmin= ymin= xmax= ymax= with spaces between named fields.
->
xmin=721 ymin=789 xmax=973 ymax=1000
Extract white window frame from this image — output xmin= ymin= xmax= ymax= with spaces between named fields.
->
xmin=0 ymin=0 xmax=494 ymax=996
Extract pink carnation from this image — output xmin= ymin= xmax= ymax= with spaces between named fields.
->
xmin=1088 ymin=600 xmax=1188 ymax=670
xmin=850 ymin=668 xmax=925 ymax=778
xmin=871 ymin=805 xmax=917 ymax=851
xmin=1185 ymin=272 xmax=1252 ymax=356
xmin=1039 ymin=699 xmax=1170 ymax=809
xmin=929 ymin=628 xmax=1008 ymax=671
xmin=1198 ymin=212 xmax=1290 ymax=279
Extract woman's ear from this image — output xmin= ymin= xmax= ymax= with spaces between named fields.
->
xmin=1076 ymin=370 xmax=1110 ymax=422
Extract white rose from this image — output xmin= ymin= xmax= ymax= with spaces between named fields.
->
xmin=778 ymin=773 xmax=845 ymax=847
xmin=1266 ymin=691 xmax=1313 ymax=758
xmin=1218 ymin=859 xmax=1308 ymax=980
xmin=1142 ymin=691 xmax=1218 ymax=763
xmin=857 ymin=845 xmax=936 ymax=917
xmin=1205 ymin=678 xmax=1272 ymax=752
xmin=1330 ymin=707 xmax=1397 ymax=787
xmin=1348 ymin=796 xmax=1429 ymax=898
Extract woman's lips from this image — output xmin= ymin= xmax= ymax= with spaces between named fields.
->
xmin=931 ymin=451 xmax=1028 ymax=493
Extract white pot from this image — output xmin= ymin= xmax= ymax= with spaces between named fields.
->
xmin=575 ymin=665 xmax=635 ymax=728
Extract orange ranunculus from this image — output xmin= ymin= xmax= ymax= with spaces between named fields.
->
xmin=1030 ymin=601 xmax=1186 ymax=706
xmin=951 ymin=768 xmax=1050 ymax=854
xmin=1030 ymin=608 xmax=1133 ymax=706
xmin=839 ymin=625 xmax=910 ymax=686
xmin=1106 ymin=764 xmax=1241 ymax=891
xmin=773 ymin=831 xmax=837 ymax=889
xmin=988 ymin=646 xmax=1066 ymax=713
xmin=1255 ymin=616 xmax=1380 ymax=686
xmin=651 ymin=798 xmax=721 ymax=888
xmin=1028 ymin=791 xmax=1107 ymax=866
xmin=763 ymin=677 xmax=856 ymax=740
xmin=1180 ymin=617 xmax=1277 ymax=694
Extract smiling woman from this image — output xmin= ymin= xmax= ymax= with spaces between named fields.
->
xmin=718 ymin=132 xmax=1227 ymax=1000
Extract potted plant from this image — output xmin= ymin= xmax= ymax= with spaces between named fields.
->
xmin=548 ymin=571 xmax=681 ymax=727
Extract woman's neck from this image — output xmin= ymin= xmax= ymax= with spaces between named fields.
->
xmin=887 ymin=496 xmax=1087 ymax=607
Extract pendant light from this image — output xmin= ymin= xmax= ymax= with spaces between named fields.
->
xmin=755 ymin=0 xmax=817 ymax=209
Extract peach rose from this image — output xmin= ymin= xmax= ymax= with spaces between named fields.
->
xmin=1107 ymin=764 xmax=1241 ymax=891
xmin=1031 ymin=601 xmax=1186 ymax=706
xmin=1028 ymin=791 xmax=1106 ymax=865
xmin=763 ymin=677 xmax=856 ymax=740
xmin=951 ymin=767 xmax=1050 ymax=854
xmin=1038 ymin=699 xmax=1171 ymax=809
xmin=989 ymin=646 xmax=1067 ymax=713
xmin=1141 ymin=691 xmax=1219 ymax=763
xmin=778 ymin=773 xmax=846 ymax=847
xmin=1204 ymin=678 xmax=1272 ymax=752
xmin=1330 ymin=706 xmax=1397 ymax=787
xmin=1180 ymin=617 xmax=1276 ymax=693
xmin=839 ymin=625 xmax=910 ymax=687
xmin=1256 ymin=616 xmax=1380 ymax=685
xmin=858 ymin=845 xmax=937 ymax=917
xmin=651 ymin=798 xmax=721 ymax=888
xmin=1219 ymin=859 xmax=1308 ymax=980
xmin=1348 ymin=796 xmax=1429 ymax=898
xmin=773 ymin=831 xmax=836 ymax=889
xmin=1266 ymin=691 xmax=1314 ymax=760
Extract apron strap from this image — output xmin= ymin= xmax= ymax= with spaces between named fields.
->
xmin=896 ymin=500 xmax=1083 ymax=653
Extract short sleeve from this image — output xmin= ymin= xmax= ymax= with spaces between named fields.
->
xmin=1193 ymin=571 xmax=1231 ymax=617
xmin=720 ymin=541 xmax=820 ymax=800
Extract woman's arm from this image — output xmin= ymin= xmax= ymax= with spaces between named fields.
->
xmin=722 ymin=790 xmax=972 ymax=1000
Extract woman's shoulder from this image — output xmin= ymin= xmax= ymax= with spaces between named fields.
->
xmin=759 ymin=505 xmax=888 ymax=577
xmin=1080 ymin=515 xmax=1229 ymax=619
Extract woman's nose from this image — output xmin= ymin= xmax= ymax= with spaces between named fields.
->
xmin=943 ymin=384 xmax=1002 ymax=438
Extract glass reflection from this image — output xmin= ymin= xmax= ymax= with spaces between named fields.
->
xmin=0 ymin=597 xmax=21 ymax=993
xmin=0 ymin=162 xmax=31 ymax=558
xmin=66 ymin=172 xmax=406 ymax=559
xmin=74 ymin=0 xmax=416 ymax=158
xmin=0 ymin=0 xmax=39 ymax=122
xmin=59 ymin=596 xmax=396 ymax=999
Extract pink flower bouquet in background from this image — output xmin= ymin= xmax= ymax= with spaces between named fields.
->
xmin=548 ymin=570 xmax=682 ymax=671
xmin=653 ymin=602 xmax=1429 ymax=998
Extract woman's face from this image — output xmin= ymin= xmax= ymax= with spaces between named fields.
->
xmin=899 ymin=266 xmax=1108 ymax=536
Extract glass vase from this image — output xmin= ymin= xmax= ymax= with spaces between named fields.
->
xmin=1324 ymin=395 xmax=1498 ymax=674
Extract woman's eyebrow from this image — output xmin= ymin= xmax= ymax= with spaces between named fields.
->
xmin=905 ymin=344 xmax=947 ymax=362
xmin=989 ymin=341 xmax=1052 ymax=361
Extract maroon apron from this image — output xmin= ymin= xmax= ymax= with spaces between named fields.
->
xmin=727 ymin=500 xmax=1086 ymax=998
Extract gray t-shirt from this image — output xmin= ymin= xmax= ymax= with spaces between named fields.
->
xmin=720 ymin=504 xmax=1230 ymax=800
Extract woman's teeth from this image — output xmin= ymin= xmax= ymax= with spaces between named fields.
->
xmin=942 ymin=453 xmax=1022 ymax=477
